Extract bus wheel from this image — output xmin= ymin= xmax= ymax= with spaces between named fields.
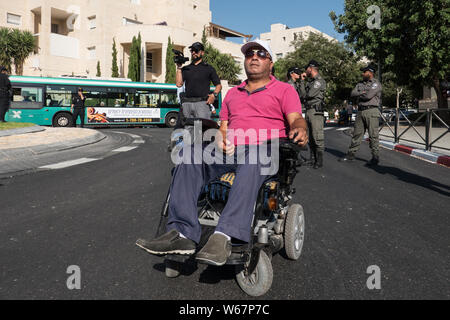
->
xmin=53 ymin=113 xmax=74 ymax=127
xmin=165 ymin=112 xmax=178 ymax=128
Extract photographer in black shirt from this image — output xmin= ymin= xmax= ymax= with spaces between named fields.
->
xmin=71 ymin=88 xmax=86 ymax=128
xmin=176 ymin=42 xmax=222 ymax=121
xmin=0 ymin=66 xmax=11 ymax=123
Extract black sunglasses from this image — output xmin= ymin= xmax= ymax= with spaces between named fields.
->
xmin=190 ymin=48 xmax=200 ymax=53
xmin=245 ymin=49 xmax=271 ymax=60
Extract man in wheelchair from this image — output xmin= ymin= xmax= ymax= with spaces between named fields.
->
xmin=136 ymin=39 xmax=308 ymax=267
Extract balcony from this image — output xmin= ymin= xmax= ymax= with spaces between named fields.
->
xmin=50 ymin=33 xmax=79 ymax=59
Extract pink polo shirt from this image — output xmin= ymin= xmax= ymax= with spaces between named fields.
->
xmin=219 ymin=76 xmax=302 ymax=145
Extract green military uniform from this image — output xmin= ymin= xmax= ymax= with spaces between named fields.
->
xmin=347 ymin=77 xmax=382 ymax=159
xmin=299 ymin=73 xmax=327 ymax=167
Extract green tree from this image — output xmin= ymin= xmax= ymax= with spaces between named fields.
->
xmin=128 ymin=36 xmax=138 ymax=81
xmin=274 ymin=32 xmax=363 ymax=108
xmin=111 ymin=38 xmax=119 ymax=78
xmin=0 ymin=28 xmax=12 ymax=72
xmin=202 ymin=31 xmax=241 ymax=84
xmin=165 ymin=37 xmax=176 ymax=83
xmin=330 ymin=0 xmax=450 ymax=110
xmin=9 ymin=29 xmax=35 ymax=75
xmin=96 ymin=61 xmax=101 ymax=77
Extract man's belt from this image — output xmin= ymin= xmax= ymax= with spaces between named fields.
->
xmin=183 ymin=97 xmax=208 ymax=103
xmin=305 ymin=104 xmax=324 ymax=112
xmin=358 ymin=105 xmax=378 ymax=111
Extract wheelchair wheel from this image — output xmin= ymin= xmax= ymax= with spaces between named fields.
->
xmin=165 ymin=259 xmax=181 ymax=278
xmin=284 ymin=204 xmax=305 ymax=260
xmin=235 ymin=250 xmax=273 ymax=297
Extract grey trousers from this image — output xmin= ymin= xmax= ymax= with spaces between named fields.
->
xmin=305 ymin=108 xmax=325 ymax=152
xmin=182 ymin=101 xmax=211 ymax=120
xmin=348 ymin=108 xmax=380 ymax=157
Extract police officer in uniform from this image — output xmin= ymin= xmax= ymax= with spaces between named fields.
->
xmin=299 ymin=60 xmax=327 ymax=169
xmin=340 ymin=63 xmax=382 ymax=165
xmin=0 ymin=66 xmax=12 ymax=123
xmin=176 ymin=42 xmax=222 ymax=121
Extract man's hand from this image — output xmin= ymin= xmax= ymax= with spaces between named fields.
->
xmin=289 ymin=127 xmax=308 ymax=146
xmin=217 ymin=138 xmax=235 ymax=156
xmin=301 ymin=73 xmax=307 ymax=81
xmin=207 ymin=94 xmax=215 ymax=105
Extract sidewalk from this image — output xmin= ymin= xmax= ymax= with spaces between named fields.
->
xmin=374 ymin=126 xmax=450 ymax=167
xmin=0 ymin=126 xmax=106 ymax=160
xmin=379 ymin=125 xmax=450 ymax=156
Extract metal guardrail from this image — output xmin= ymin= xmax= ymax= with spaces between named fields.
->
xmin=378 ymin=108 xmax=450 ymax=151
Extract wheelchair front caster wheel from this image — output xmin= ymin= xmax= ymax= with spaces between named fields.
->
xmin=284 ymin=203 xmax=305 ymax=260
xmin=235 ymin=250 xmax=273 ymax=297
xmin=165 ymin=259 xmax=181 ymax=278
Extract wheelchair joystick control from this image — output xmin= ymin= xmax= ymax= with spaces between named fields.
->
xmin=258 ymin=225 xmax=269 ymax=244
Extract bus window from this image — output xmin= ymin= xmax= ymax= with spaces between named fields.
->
xmin=160 ymin=90 xmax=179 ymax=108
xmin=107 ymin=91 xmax=126 ymax=107
xmin=46 ymin=86 xmax=74 ymax=107
xmin=11 ymin=86 xmax=44 ymax=109
xmin=125 ymin=91 xmax=135 ymax=107
xmin=136 ymin=90 xmax=159 ymax=108
xmin=85 ymin=90 xmax=106 ymax=107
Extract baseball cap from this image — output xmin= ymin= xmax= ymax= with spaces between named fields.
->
xmin=304 ymin=60 xmax=320 ymax=69
xmin=189 ymin=42 xmax=205 ymax=51
xmin=241 ymin=39 xmax=273 ymax=60
xmin=0 ymin=66 xmax=7 ymax=72
xmin=288 ymin=67 xmax=302 ymax=75
xmin=361 ymin=63 xmax=377 ymax=73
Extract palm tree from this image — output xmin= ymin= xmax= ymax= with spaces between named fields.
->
xmin=0 ymin=27 xmax=12 ymax=72
xmin=9 ymin=29 xmax=36 ymax=75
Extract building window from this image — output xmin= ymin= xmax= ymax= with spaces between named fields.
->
xmin=51 ymin=24 xmax=59 ymax=34
xmin=276 ymin=53 xmax=283 ymax=59
xmin=146 ymin=52 xmax=153 ymax=73
xmin=7 ymin=13 xmax=21 ymax=25
xmin=87 ymin=46 xmax=96 ymax=59
xmin=88 ymin=16 xmax=96 ymax=30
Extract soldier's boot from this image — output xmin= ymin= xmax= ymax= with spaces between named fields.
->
xmin=368 ymin=155 xmax=379 ymax=166
xmin=313 ymin=151 xmax=323 ymax=169
xmin=339 ymin=152 xmax=355 ymax=162
xmin=306 ymin=148 xmax=316 ymax=166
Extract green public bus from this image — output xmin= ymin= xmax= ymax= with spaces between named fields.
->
xmin=5 ymin=76 xmax=222 ymax=128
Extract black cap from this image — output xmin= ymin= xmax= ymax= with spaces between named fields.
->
xmin=189 ymin=42 xmax=205 ymax=51
xmin=361 ymin=63 xmax=377 ymax=73
xmin=0 ymin=66 xmax=7 ymax=72
xmin=304 ymin=60 xmax=320 ymax=69
xmin=288 ymin=67 xmax=302 ymax=75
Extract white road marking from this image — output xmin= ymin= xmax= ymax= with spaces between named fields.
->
xmin=337 ymin=127 xmax=351 ymax=131
xmin=112 ymin=146 xmax=138 ymax=152
xmin=40 ymin=158 xmax=99 ymax=170
xmin=133 ymin=139 xmax=145 ymax=144
xmin=324 ymin=127 xmax=335 ymax=131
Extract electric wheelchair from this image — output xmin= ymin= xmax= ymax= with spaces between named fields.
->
xmin=155 ymin=119 xmax=306 ymax=297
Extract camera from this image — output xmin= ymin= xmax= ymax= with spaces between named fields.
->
xmin=173 ymin=49 xmax=189 ymax=65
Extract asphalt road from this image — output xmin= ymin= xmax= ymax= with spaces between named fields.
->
xmin=0 ymin=126 xmax=449 ymax=300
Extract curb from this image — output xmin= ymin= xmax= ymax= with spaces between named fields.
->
xmin=0 ymin=130 xmax=107 ymax=160
xmin=0 ymin=125 xmax=46 ymax=137
xmin=374 ymin=138 xmax=450 ymax=168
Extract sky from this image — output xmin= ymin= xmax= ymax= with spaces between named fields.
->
xmin=210 ymin=0 xmax=346 ymax=43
